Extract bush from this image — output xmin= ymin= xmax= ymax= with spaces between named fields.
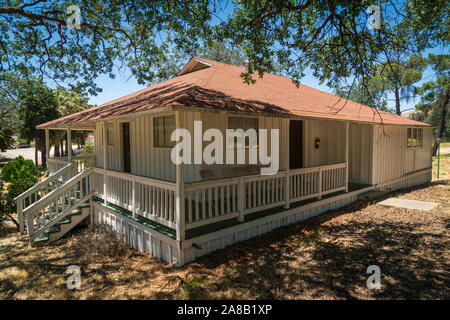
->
xmin=67 ymin=224 xmax=128 ymax=262
xmin=0 ymin=156 xmax=42 ymax=224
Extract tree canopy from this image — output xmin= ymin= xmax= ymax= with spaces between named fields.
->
xmin=1 ymin=1 xmax=448 ymax=100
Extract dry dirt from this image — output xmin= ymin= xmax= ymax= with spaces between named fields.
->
xmin=0 ymin=181 xmax=449 ymax=300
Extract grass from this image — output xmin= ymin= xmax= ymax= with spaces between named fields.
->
xmin=433 ymin=152 xmax=450 ymax=181
xmin=439 ymin=142 xmax=450 ymax=148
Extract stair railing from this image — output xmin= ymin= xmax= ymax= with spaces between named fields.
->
xmin=23 ymin=167 xmax=93 ymax=243
xmin=15 ymin=162 xmax=77 ymax=234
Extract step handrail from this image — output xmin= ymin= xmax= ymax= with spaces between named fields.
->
xmin=25 ymin=167 xmax=93 ymax=241
xmin=14 ymin=162 xmax=74 ymax=202
xmin=23 ymin=167 xmax=93 ymax=216
xmin=30 ymin=193 xmax=93 ymax=242
xmin=15 ymin=162 xmax=75 ymax=234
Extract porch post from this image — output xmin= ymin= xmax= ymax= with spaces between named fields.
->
xmin=67 ymin=128 xmax=72 ymax=162
xmin=345 ymin=122 xmax=349 ymax=193
xmin=238 ymin=178 xmax=244 ymax=222
xmin=174 ymin=110 xmax=185 ymax=265
xmin=284 ymin=119 xmax=290 ymax=209
xmin=103 ymin=121 xmax=108 ymax=205
xmin=45 ymin=129 xmax=50 ymax=159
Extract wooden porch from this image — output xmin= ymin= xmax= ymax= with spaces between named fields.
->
xmin=89 ymin=162 xmax=349 ymax=241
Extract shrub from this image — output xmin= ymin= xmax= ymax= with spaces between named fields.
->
xmin=67 ymin=224 xmax=128 ymax=262
xmin=0 ymin=156 xmax=42 ymax=225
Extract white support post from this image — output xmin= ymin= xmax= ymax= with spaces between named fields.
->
xmin=345 ymin=122 xmax=349 ymax=193
xmin=318 ymin=167 xmax=322 ymax=199
xmin=284 ymin=119 xmax=290 ymax=209
xmin=174 ymin=111 xmax=185 ymax=265
xmin=238 ymin=178 xmax=244 ymax=222
xmin=17 ymin=199 xmax=24 ymax=235
xmin=103 ymin=121 xmax=108 ymax=205
xmin=132 ymin=178 xmax=136 ymax=218
xmin=45 ymin=129 xmax=50 ymax=159
xmin=67 ymin=128 xmax=72 ymax=162
xmin=89 ymin=197 xmax=94 ymax=226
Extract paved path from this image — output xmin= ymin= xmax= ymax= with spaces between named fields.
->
xmin=0 ymin=146 xmax=82 ymax=165
xmin=439 ymin=147 xmax=450 ymax=154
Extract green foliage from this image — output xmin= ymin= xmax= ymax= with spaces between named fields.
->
xmin=0 ymin=113 xmax=13 ymax=152
xmin=0 ymin=1 xmax=447 ymax=97
xmin=415 ymin=54 xmax=449 ymax=137
xmin=178 ymin=275 xmax=208 ymax=300
xmin=0 ymin=156 xmax=42 ymax=222
xmin=82 ymin=142 xmax=95 ymax=157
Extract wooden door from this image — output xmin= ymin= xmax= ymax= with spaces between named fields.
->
xmin=289 ymin=120 xmax=303 ymax=169
xmin=122 ymin=122 xmax=131 ymax=173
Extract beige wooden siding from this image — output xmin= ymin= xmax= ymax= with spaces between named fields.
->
xmin=348 ymin=123 xmax=373 ymax=184
xmin=303 ymin=119 xmax=346 ymax=167
xmin=94 ymin=111 xmax=288 ymax=183
xmin=405 ymin=127 xmax=433 ymax=174
xmin=372 ymin=125 xmax=406 ymax=185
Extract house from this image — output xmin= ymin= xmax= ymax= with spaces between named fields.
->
xmin=16 ymin=57 xmax=433 ymax=265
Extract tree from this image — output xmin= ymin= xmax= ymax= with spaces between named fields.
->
xmin=369 ymin=54 xmax=427 ymax=115
xmin=1 ymin=1 xmax=448 ymax=100
xmin=53 ymin=89 xmax=92 ymax=156
xmin=18 ymin=79 xmax=60 ymax=167
xmin=0 ymin=108 xmax=14 ymax=152
xmin=415 ymin=54 xmax=449 ymax=155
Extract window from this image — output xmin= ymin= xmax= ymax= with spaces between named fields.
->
xmin=228 ymin=116 xmax=259 ymax=148
xmin=407 ymin=128 xmax=423 ymax=148
xmin=107 ymin=123 xmax=114 ymax=146
xmin=154 ymin=115 xmax=175 ymax=148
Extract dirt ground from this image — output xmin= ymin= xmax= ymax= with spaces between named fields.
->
xmin=0 ymin=181 xmax=448 ymax=300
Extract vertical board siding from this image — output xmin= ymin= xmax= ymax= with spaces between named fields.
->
xmin=348 ymin=123 xmax=373 ymax=184
xmin=303 ymin=119 xmax=346 ymax=167
xmin=372 ymin=126 xmax=432 ymax=185
xmin=372 ymin=125 xmax=405 ymax=185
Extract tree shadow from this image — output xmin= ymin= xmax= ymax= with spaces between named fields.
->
xmin=191 ymin=184 xmax=449 ymax=299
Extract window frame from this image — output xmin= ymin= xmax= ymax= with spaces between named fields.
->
xmin=153 ymin=115 xmax=176 ymax=148
xmin=407 ymin=127 xmax=423 ymax=148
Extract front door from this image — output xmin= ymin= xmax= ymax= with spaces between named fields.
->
xmin=122 ymin=122 xmax=131 ymax=173
xmin=289 ymin=120 xmax=303 ymax=169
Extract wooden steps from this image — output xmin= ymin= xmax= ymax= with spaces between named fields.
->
xmin=33 ymin=202 xmax=91 ymax=244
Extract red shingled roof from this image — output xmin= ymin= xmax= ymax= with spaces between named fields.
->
xmin=37 ymin=57 xmax=430 ymax=128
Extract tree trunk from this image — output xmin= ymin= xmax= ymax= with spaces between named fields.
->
xmin=34 ymin=142 xmax=38 ymax=166
xmin=432 ymin=89 xmax=449 ymax=156
xmin=395 ymin=86 xmax=401 ymax=115
xmin=54 ymin=142 xmax=60 ymax=157
xmin=65 ymin=135 xmax=69 ymax=157
xmin=42 ymin=144 xmax=47 ymax=168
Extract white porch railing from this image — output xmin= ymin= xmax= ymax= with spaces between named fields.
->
xmin=23 ymin=168 xmax=93 ymax=242
xmin=183 ymin=162 xmax=347 ymax=230
xmin=48 ymin=155 xmax=94 ymax=174
xmin=92 ymin=168 xmax=177 ymax=229
xmin=92 ymin=162 xmax=347 ymax=233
